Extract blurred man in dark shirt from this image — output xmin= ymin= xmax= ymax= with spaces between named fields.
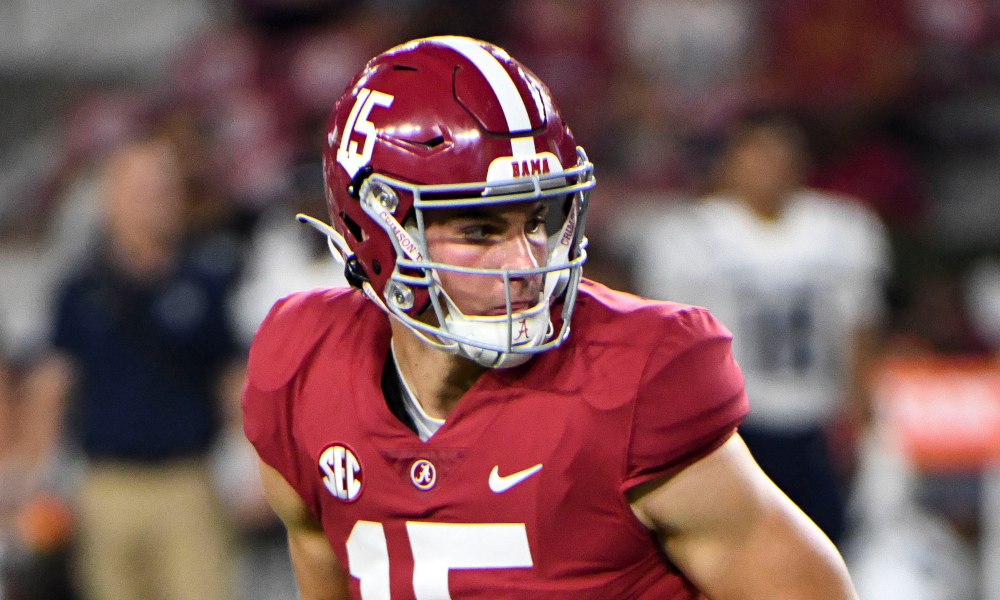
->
xmin=29 ymin=133 xmax=240 ymax=600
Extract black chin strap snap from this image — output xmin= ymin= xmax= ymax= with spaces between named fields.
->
xmin=344 ymin=255 xmax=370 ymax=289
xmin=346 ymin=165 xmax=374 ymax=199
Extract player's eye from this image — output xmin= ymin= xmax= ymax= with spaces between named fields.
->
xmin=525 ymin=217 xmax=546 ymax=235
xmin=458 ymin=223 xmax=495 ymax=241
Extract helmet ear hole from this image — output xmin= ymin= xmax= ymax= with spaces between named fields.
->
xmin=340 ymin=212 xmax=366 ymax=242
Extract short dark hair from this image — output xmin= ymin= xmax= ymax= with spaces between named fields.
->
xmin=727 ymin=106 xmax=811 ymax=161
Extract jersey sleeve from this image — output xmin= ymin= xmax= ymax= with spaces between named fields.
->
xmin=240 ymin=290 xmax=340 ymax=508
xmin=242 ymin=378 xmax=312 ymax=499
xmin=623 ymin=306 xmax=749 ymax=491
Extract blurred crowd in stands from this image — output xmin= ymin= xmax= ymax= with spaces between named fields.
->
xmin=2 ymin=0 xmax=1000 ymax=598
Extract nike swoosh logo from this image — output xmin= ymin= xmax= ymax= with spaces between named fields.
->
xmin=489 ymin=464 xmax=543 ymax=493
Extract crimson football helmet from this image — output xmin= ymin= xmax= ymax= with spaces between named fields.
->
xmin=302 ymin=36 xmax=594 ymax=368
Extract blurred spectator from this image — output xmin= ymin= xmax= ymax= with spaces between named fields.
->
xmin=807 ymin=123 xmax=928 ymax=232
xmin=25 ymin=134 xmax=242 ymax=600
xmin=615 ymin=0 xmax=762 ymax=137
xmin=751 ymin=0 xmax=928 ymax=231
xmin=0 ymin=90 xmax=144 ymax=364
xmin=613 ymin=109 xmax=892 ymax=546
xmin=758 ymin=0 xmax=919 ymax=117
xmin=503 ymin=0 xmax=617 ymax=152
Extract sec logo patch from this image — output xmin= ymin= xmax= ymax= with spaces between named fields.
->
xmin=318 ymin=444 xmax=363 ymax=502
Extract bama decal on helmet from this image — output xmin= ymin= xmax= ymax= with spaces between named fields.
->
xmin=318 ymin=443 xmax=363 ymax=502
xmin=336 ymin=88 xmax=395 ymax=178
xmin=485 ymin=152 xmax=563 ymax=182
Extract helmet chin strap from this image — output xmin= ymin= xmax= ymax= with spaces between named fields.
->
xmin=458 ymin=342 xmax=536 ymax=369
xmin=438 ymin=294 xmax=553 ymax=368
xmin=425 ymin=266 xmax=553 ymax=368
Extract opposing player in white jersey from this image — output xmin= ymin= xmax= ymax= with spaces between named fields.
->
xmin=620 ymin=109 xmax=891 ymax=544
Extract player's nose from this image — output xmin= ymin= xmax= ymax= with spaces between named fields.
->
xmin=503 ymin=228 xmax=543 ymax=272
xmin=501 ymin=247 xmax=540 ymax=301
xmin=501 ymin=232 xmax=545 ymax=303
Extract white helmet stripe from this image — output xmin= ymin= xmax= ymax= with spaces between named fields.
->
xmin=436 ymin=36 xmax=537 ymax=158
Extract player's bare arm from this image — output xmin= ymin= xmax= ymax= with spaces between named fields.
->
xmin=258 ymin=458 xmax=351 ymax=600
xmin=628 ymin=434 xmax=858 ymax=600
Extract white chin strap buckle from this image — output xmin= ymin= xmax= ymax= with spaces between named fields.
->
xmin=442 ymin=300 xmax=552 ymax=369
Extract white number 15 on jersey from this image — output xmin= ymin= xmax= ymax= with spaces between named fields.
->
xmin=346 ymin=520 xmax=533 ymax=600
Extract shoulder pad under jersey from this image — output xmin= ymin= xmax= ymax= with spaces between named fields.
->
xmin=543 ymin=280 xmax=723 ymax=410
xmin=247 ymin=287 xmax=364 ymax=392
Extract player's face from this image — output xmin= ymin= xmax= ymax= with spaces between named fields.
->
xmin=721 ymin=123 xmax=805 ymax=215
xmin=422 ymin=201 xmax=548 ymax=317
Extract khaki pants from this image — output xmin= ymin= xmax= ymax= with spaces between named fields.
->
xmin=75 ymin=458 xmax=233 ymax=600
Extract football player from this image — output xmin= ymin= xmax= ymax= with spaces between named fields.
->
xmin=616 ymin=109 xmax=892 ymax=548
xmin=242 ymin=36 xmax=859 ymax=599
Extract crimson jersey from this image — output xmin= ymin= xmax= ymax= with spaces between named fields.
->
xmin=242 ymin=280 xmax=749 ymax=599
